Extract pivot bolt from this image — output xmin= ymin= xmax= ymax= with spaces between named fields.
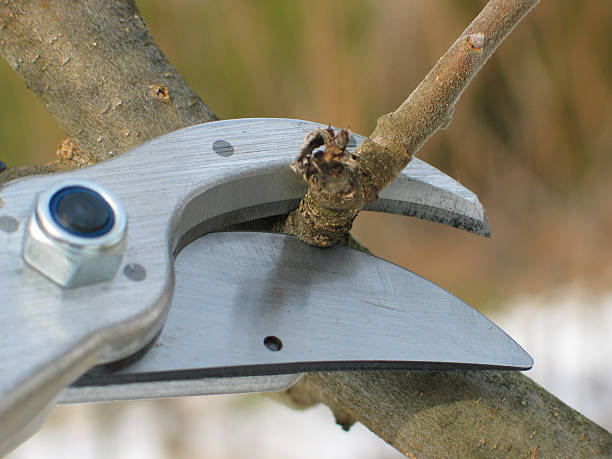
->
xmin=23 ymin=180 xmax=128 ymax=287
xmin=50 ymin=186 xmax=114 ymax=236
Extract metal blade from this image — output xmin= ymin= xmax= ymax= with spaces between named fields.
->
xmin=374 ymin=157 xmax=490 ymax=237
xmin=0 ymin=118 xmax=489 ymax=450
xmin=62 ymin=232 xmax=531 ymax=403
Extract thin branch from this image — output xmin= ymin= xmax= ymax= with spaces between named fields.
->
xmin=284 ymin=0 xmax=539 ymax=247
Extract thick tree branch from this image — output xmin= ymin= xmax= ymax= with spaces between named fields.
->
xmin=1 ymin=1 xmax=610 ymax=457
xmin=284 ymin=0 xmax=539 ymax=247
xmin=0 ymin=0 xmax=216 ymax=184
xmin=279 ymin=371 xmax=611 ymax=458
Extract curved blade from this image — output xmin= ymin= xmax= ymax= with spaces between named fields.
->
xmin=63 ymin=232 xmax=531 ymax=402
xmin=0 ymin=118 xmax=488 ymax=448
xmin=375 ymin=157 xmax=490 ymax=237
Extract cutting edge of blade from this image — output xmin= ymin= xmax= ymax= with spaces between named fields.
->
xmin=64 ymin=356 xmax=532 ymax=404
xmin=371 ymin=157 xmax=491 ymax=237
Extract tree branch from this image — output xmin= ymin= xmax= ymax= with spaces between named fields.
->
xmin=276 ymin=371 xmax=612 ymax=457
xmin=274 ymin=0 xmax=610 ymax=455
xmin=283 ymin=0 xmax=539 ymax=247
xmin=0 ymin=0 xmax=217 ymax=184
xmin=1 ymin=1 xmax=610 ymax=457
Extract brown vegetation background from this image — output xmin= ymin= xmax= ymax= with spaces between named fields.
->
xmin=0 ymin=0 xmax=610 ymax=309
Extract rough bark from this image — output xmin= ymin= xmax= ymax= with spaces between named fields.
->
xmin=0 ymin=0 xmax=216 ymax=184
xmin=1 ymin=0 xmax=610 ymax=457
xmin=275 ymin=372 xmax=612 ymax=458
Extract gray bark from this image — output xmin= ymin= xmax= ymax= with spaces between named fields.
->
xmin=276 ymin=371 xmax=611 ymax=458
xmin=0 ymin=0 xmax=215 ymax=184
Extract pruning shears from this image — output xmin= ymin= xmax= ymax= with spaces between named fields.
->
xmin=0 ymin=118 xmax=532 ymax=453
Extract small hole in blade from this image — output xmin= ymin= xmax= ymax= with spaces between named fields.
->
xmin=264 ymin=336 xmax=283 ymax=352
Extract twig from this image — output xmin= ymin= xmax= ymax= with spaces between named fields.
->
xmin=284 ymin=0 xmax=539 ymax=247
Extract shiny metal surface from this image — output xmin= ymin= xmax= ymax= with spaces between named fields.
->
xmin=60 ymin=374 xmax=302 ymax=404
xmin=0 ymin=118 xmax=490 ymax=453
xmin=23 ymin=179 xmax=128 ymax=287
xmin=63 ymin=232 xmax=532 ymax=403
xmin=364 ymin=157 xmax=490 ymax=237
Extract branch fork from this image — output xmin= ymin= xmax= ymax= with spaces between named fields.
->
xmin=285 ymin=0 xmax=543 ymax=249
xmin=285 ymin=125 xmax=410 ymax=247
xmin=285 ymin=125 xmax=412 ymax=247
xmin=291 ymin=127 xmax=362 ymax=207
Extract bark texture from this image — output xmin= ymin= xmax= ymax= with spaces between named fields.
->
xmin=1 ymin=0 xmax=610 ymax=457
xmin=0 ymin=0 xmax=216 ymax=184
xmin=277 ymin=371 xmax=612 ymax=458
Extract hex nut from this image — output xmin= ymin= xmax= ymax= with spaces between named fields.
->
xmin=22 ymin=180 xmax=127 ymax=288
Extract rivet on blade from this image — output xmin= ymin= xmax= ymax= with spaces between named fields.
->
xmin=0 ymin=216 xmax=18 ymax=233
xmin=212 ymin=139 xmax=234 ymax=157
xmin=124 ymin=263 xmax=146 ymax=282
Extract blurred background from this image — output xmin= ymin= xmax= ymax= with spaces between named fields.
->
xmin=4 ymin=0 xmax=611 ymax=457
